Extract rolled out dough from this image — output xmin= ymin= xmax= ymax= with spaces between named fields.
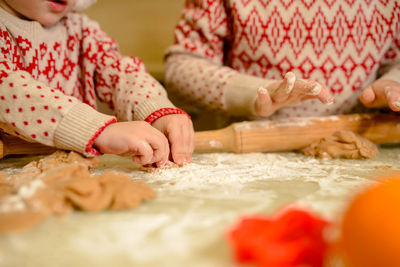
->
xmin=0 ymin=151 xmax=155 ymax=233
xmin=300 ymin=130 xmax=378 ymax=159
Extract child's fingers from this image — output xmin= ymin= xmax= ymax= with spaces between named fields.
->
xmin=152 ymin=136 xmax=170 ymax=166
xmin=165 ymin=120 xmax=194 ymax=166
xmin=315 ymin=83 xmax=334 ymax=104
xmin=151 ymin=114 xmax=194 ymax=166
xmin=170 ymin=131 xmax=187 ymax=166
xmin=385 ymin=86 xmax=400 ymax=112
xmin=255 ymin=87 xmax=273 ymax=117
xmin=134 ymin=132 xmax=169 ymax=165
xmin=132 ymin=141 xmax=155 ymax=165
xmin=360 ymin=86 xmax=376 ymax=107
xmin=186 ymin=122 xmax=195 ymax=163
xmin=151 ymin=143 xmax=169 ymax=167
xmin=360 ymin=84 xmax=394 ymax=108
xmin=294 ymin=79 xmax=333 ymax=104
xmin=179 ymin=119 xmax=195 ymax=164
xmin=360 ymin=80 xmax=400 ymax=111
xmin=271 ymin=72 xmax=296 ymax=103
xmin=171 ymin=151 xmax=186 ymax=166
xmin=181 ymin=119 xmax=195 ymax=164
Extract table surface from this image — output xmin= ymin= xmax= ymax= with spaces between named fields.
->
xmin=0 ymin=146 xmax=399 ymax=267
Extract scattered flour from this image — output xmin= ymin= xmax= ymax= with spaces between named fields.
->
xmin=208 ymin=140 xmax=223 ymax=149
xmin=1 ymin=149 xmax=400 ymax=267
xmin=235 ymin=115 xmax=342 ymax=131
xmin=137 ymin=152 xmax=367 ymax=190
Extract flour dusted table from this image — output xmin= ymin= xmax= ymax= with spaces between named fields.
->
xmin=0 ymin=147 xmax=399 ymax=267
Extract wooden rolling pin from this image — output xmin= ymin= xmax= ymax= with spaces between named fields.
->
xmin=1 ymin=113 xmax=400 ymax=158
xmin=0 ymin=134 xmax=56 ymax=159
xmin=194 ymin=113 xmax=400 ymax=153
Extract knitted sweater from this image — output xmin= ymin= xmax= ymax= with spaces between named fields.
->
xmin=0 ymin=8 xmax=181 ymax=156
xmin=165 ymin=0 xmax=400 ymax=119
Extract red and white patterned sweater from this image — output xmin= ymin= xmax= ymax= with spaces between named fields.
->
xmin=165 ymin=0 xmax=400 ymax=119
xmin=0 ymin=8 xmax=182 ymax=156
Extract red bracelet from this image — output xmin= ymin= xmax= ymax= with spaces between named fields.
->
xmin=144 ymin=108 xmax=190 ymax=125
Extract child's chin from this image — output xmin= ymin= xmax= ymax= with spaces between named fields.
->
xmin=38 ymin=15 xmax=64 ymax=27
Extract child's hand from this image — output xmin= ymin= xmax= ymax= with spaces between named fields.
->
xmin=360 ymin=79 xmax=400 ymax=112
xmin=152 ymin=114 xmax=195 ymax=166
xmin=254 ymin=72 xmax=334 ymax=117
xmin=94 ymin=121 xmax=170 ymax=166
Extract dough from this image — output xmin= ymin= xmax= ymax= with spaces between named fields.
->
xmin=0 ymin=151 xmax=156 ymax=233
xmin=4 ymin=151 xmax=98 ymax=190
xmin=142 ymin=161 xmax=179 ymax=173
xmin=300 ymin=130 xmax=378 ymax=159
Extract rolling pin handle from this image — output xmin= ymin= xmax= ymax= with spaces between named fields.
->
xmin=0 ymin=138 xmax=4 ymax=159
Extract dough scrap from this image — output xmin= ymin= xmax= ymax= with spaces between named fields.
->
xmin=300 ymin=130 xmax=378 ymax=159
xmin=0 ymin=151 xmax=155 ymax=233
xmin=4 ymin=151 xmax=98 ymax=191
xmin=142 ymin=161 xmax=180 ymax=173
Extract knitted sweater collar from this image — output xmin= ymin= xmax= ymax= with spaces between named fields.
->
xmin=0 ymin=7 xmax=68 ymax=37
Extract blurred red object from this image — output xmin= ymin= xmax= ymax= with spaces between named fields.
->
xmin=228 ymin=208 xmax=331 ymax=267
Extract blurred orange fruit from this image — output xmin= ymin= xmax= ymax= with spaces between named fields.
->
xmin=339 ymin=176 xmax=400 ymax=267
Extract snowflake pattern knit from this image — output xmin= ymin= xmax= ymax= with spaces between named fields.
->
xmin=165 ymin=0 xmax=400 ymax=119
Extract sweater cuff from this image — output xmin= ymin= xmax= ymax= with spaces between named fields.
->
xmin=223 ymin=73 xmax=268 ymax=116
xmin=144 ymin=108 xmax=190 ymax=125
xmin=54 ymin=103 xmax=116 ymax=157
xmin=134 ymin=97 xmax=176 ymax=121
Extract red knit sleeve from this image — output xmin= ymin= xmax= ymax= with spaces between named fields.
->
xmin=379 ymin=35 xmax=400 ymax=84
xmin=79 ymin=15 xmax=177 ymax=122
xmin=164 ymin=0 xmax=240 ymax=113
xmin=166 ymin=0 xmax=229 ymax=64
xmin=0 ymin=21 xmax=119 ymax=156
